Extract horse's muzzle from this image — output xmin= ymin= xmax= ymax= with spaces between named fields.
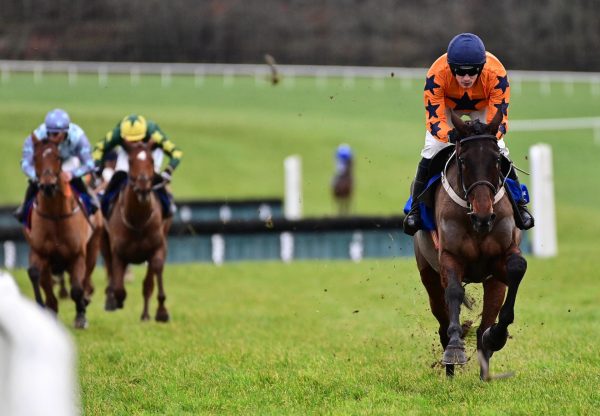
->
xmin=469 ymin=212 xmax=496 ymax=234
xmin=39 ymin=182 xmax=57 ymax=197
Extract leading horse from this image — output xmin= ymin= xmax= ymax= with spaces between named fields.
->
xmin=332 ymin=159 xmax=354 ymax=216
xmin=413 ymin=109 xmax=528 ymax=379
xmin=101 ymin=139 xmax=171 ymax=322
xmin=25 ymin=135 xmax=102 ymax=329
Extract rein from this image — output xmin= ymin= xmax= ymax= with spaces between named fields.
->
xmin=441 ymin=135 xmax=507 ymax=209
xmin=33 ymin=201 xmax=81 ymax=220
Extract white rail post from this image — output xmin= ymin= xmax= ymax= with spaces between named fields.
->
xmin=529 ymin=144 xmax=558 ymax=257
xmin=284 ymin=155 xmax=302 ymax=220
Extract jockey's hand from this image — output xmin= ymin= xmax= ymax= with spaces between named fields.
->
xmin=160 ymin=169 xmax=172 ymax=184
xmin=61 ymin=171 xmax=73 ymax=182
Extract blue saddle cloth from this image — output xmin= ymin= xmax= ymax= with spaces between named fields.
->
xmin=403 ymin=176 xmax=529 ymax=232
xmin=21 ymin=185 xmax=96 ymax=229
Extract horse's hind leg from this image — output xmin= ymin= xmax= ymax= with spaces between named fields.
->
xmin=151 ymin=249 xmax=169 ymax=323
xmin=477 ymin=278 xmax=506 ymax=380
xmin=70 ymin=256 xmax=89 ymax=329
xmin=27 ymin=261 xmax=45 ymax=307
xmin=482 ymin=253 xmax=527 ymax=355
xmin=141 ymin=264 xmax=154 ymax=321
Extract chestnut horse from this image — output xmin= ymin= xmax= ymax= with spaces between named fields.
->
xmin=25 ymin=135 xmax=102 ymax=329
xmin=102 ymin=140 xmax=171 ymax=322
xmin=332 ymin=159 xmax=354 ymax=215
xmin=413 ymin=109 xmax=528 ymax=379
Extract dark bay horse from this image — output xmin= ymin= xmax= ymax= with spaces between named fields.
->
xmin=102 ymin=140 xmax=171 ymax=322
xmin=413 ymin=109 xmax=528 ymax=379
xmin=332 ymin=159 xmax=354 ymax=215
xmin=25 ymin=135 xmax=102 ymax=329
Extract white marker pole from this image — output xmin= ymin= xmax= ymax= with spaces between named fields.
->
xmin=284 ymin=155 xmax=302 ymax=220
xmin=529 ymin=144 xmax=558 ymax=257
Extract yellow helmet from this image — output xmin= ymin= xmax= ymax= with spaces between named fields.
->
xmin=120 ymin=115 xmax=147 ymax=142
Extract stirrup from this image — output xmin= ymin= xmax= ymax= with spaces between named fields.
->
xmin=403 ymin=208 xmax=422 ymax=236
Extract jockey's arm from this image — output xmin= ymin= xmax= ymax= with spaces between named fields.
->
xmin=486 ymin=75 xmax=510 ymax=140
xmin=149 ymin=124 xmax=183 ymax=174
xmin=20 ymin=135 xmax=37 ymax=181
xmin=69 ymin=129 xmax=96 ymax=179
xmin=424 ymin=72 xmax=453 ymax=143
xmin=92 ymin=127 xmax=123 ymax=169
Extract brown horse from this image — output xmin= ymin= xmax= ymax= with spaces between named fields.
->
xmin=102 ymin=140 xmax=171 ymax=322
xmin=332 ymin=159 xmax=354 ymax=215
xmin=25 ymin=135 xmax=102 ymax=329
xmin=413 ymin=109 xmax=528 ymax=379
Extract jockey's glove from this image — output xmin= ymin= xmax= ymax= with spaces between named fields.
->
xmin=160 ymin=168 xmax=173 ymax=183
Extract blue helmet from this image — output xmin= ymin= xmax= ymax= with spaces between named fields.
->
xmin=44 ymin=108 xmax=71 ymax=133
xmin=447 ymin=33 xmax=486 ymax=66
xmin=336 ymin=144 xmax=353 ymax=161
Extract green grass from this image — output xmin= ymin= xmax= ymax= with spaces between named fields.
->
xmin=9 ymin=258 xmax=600 ymax=415
xmin=3 ymin=72 xmax=600 ymax=414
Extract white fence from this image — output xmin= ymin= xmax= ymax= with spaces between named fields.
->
xmin=2 ymin=60 xmax=600 ymax=94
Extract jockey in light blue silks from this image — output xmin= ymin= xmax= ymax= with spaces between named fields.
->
xmin=15 ymin=109 xmax=99 ymax=223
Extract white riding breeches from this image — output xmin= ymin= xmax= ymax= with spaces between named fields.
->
xmin=420 ymin=108 xmax=509 ymax=159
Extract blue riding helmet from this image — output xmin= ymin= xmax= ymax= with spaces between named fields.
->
xmin=447 ymin=33 xmax=486 ymax=66
xmin=336 ymin=144 xmax=353 ymax=161
xmin=44 ymin=108 xmax=71 ymax=133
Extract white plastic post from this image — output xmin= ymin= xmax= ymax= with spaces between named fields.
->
xmin=0 ymin=271 xmax=78 ymax=416
xmin=284 ymin=155 xmax=302 ymax=220
xmin=529 ymin=144 xmax=558 ymax=257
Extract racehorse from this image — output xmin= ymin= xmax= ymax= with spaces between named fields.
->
xmin=413 ymin=109 xmax=528 ymax=379
xmin=332 ymin=159 xmax=354 ymax=215
xmin=101 ymin=139 xmax=171 ymax=322
xmin=25 ymin=134 xmax=102 ymax=329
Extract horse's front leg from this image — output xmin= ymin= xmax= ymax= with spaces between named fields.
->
xmin=69 ymin=255 xmax=89 ymax=329
xmin=150 ymin=245 xmax=169 ymax=323
xmin=482 ymin=252 xmax=527 ymax=353
xmin=440 ymin=250 xmax=467 ymax=366
xmin=477 ymin=277 xmax=506 ymax=380
xmin=27 ymin=252 xmax=46 ymax=307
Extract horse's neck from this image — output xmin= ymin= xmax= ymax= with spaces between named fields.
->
xmin=122 ymin=185 xmax=156 ymax=224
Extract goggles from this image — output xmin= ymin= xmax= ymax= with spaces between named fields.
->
xmin=451 ymin=64 xmax=482 ymax=77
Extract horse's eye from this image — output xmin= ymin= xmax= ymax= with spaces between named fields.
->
xmin=458 ymin=157 xmax=465 ymax=164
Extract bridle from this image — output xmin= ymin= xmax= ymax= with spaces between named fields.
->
xmin=441 ymin=134 xmax=507 ymax=210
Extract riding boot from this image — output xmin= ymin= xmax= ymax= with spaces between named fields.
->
xmin=506 ymin=171 xmax=534 ymax=230
xmin=403 ymin=157 xmax=432 ymax=236
xmin=14 ymin=180 xmax=38 ymax=222
xmin=70 ymin=177 xmax=99 ymax=214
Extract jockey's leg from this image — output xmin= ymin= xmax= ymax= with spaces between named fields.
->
xmin=506 ymin=169 xmax=534 ymax=230
xmin=403 ymin=157 xmax=431 ymax=235
xmin=14 ymin=180 xmax=38 ymax=222
xmin=155 ymin=187 xmax=176 ymax=218
xmin=101 ymin=171 xmax=127 ymax=218
xmin=70 ymin=177 xmax=99 ymax=214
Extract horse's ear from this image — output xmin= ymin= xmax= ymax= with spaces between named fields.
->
xmin=31 ymin=133 xmax=40 ymax=145
xmin=148 ymin=138 xmax=158 ymax=150
xmin=450 ymin=111 xmax=468 ymax=138
xmin=486 ymin=108 xmax=504 ymax=135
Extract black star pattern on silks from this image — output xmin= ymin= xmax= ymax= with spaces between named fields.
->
xmin=448 ymin=92 xmax=483 ymax=111
xmin=494 ymin=98 xmax=509 ymax=116
xmin=424 ymin=75 xmax=440 ymax=93
xmin=425 ymin=100 xmax=440 ymax=119
xmin=429 ymin=121 xmax=441 ymax=137
xmin=499 ymin=122 xmax=507 ymax=135
xmin=495 ymin=75 xmax=510 ymax=93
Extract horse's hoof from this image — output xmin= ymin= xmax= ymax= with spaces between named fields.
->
xmin=445 ymin=364 xmax=455 ymax=377
xmin=140 ymin=313 xmax=150 ymax=321
xmin=482 ymin=326 xmax=508 ymax=352
xmin=105 ymin=298 xmax=117 ymax=311
xmin=155 ymin=311 xmax=170 ymax=323
xmin=74 ymin=315 xmax=88 ymax=329
xmin=58 ymin=289 xmax=69 ymax=299
xmin=442 ymin=346 xmax=467 ymax=365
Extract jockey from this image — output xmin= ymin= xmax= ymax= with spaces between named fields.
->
xmin=15 ymin=109 xmax=99 ymax=222
xmin=403 ymin=33 xmax=534 ymax=235
xmin=92 ymin=114 xmax=183 ymax=218
xmin=334 ymin=143 xmax=353 ymax=177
